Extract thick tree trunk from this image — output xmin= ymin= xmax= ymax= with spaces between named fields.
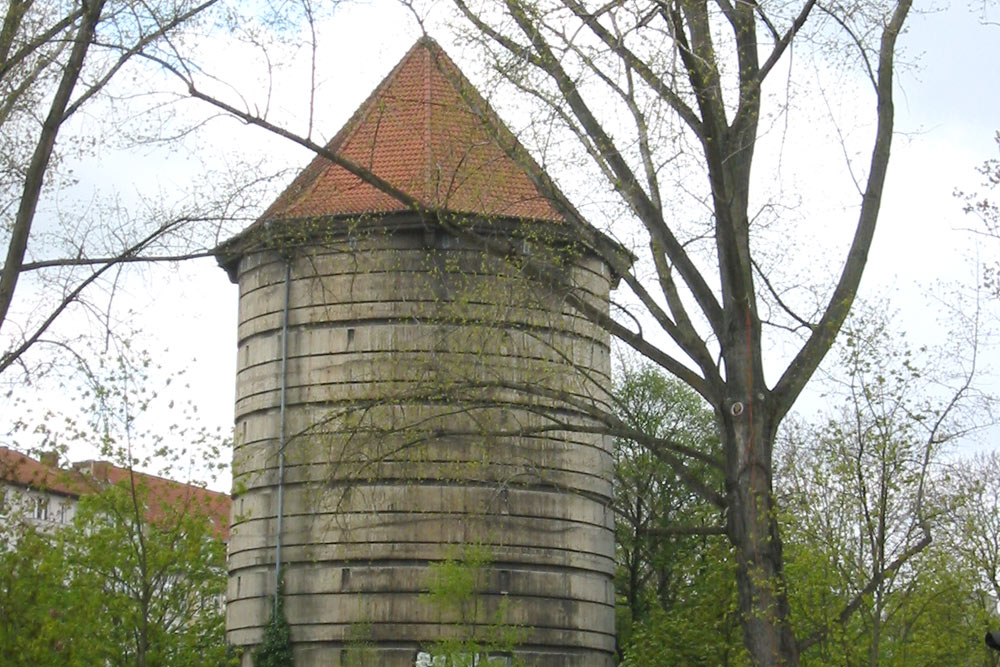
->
xmin=721 ymin=401 xmax=799 ymax=666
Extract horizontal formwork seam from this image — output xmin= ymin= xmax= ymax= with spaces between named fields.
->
xmin=235 ymin=309 xmax=611 ymax=341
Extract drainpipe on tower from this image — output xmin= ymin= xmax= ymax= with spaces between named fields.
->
xmin=274 ymin=258 xmax=291 ymax=615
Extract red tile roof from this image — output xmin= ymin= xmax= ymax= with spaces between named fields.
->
xmin=0 ymin=447 xmax=230 ymax=540
xmin=0 ymin=447 xmax=82 ymax=497
xmin=74 ymin=459 xmax=231 ymax=540
xmin=259 ymin=36 xmax=563 ymax=223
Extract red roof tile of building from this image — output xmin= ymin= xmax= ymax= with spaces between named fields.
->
xmin=259 ymin=36 xmax=563 ymax=223
xmin=74 ymin=459 xmax=231 ymax=541
xmin=0 ymin=447 xmax=82 ymax=498
xmin=0 ymin=447 xmax=230 ymax=540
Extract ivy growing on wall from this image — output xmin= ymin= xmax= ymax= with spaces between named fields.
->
xmin=253 ymin=581 xmax=294 ymax=667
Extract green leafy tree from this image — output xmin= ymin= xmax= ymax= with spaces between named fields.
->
xmin=0 ymin=477 xmax=231 ymax=667
xmin=0 ymin=517 xmax=105 ymax=666
xmin=613 ymin=361 xmax=745 ymax=664
xmin=618 ymin=539 xmax=747 ymax=667
xmin=2 ymin=341 xmax=233 ymax=666
xmin=65 ymin=480 xmax=230 ymax=667
xmin=941 ymin=452 xmax=1000 ymax=658
xmin=777 ymin=307 xmax=989 ymax=665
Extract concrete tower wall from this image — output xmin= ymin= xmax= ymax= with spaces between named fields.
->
xmin=226 ymin=221 xmax=616 ymax=666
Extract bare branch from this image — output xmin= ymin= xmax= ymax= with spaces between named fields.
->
xmin=0 ymin=0 xmax=106 ymax=336
xmin=2 ymin=215 xmax=190 ymax=374
xmin=772 ymin=0 xmax=912 ymax=419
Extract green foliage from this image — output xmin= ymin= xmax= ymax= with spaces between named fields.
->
xmin=0 ymin=480 xmax=233 ymax=667
xmin=777 ymin=308 xmax=995 ymax=666
xmin=784 ymin=526 xmax=994 ymax=667
xmin=2 ymin=343 xmax=234 ymax=666
xmin=422 ymin=543 xmax=524 ymax=665
xmin=253 ymin=584 xmax=294 ymax=667
xmin=0 ymin=519 xmax=104 ymax=666
xmin=70 ymin=481 xmax=232 ymax=667
xmin=612 ymin=339 xmax=998 ymax=665
xmin=612 ymin=361 xmax=744 ymax=664
xmin=947 ymin=453 xmax=1000 ymax=608
xmin=619 ymin=540 xmax=748 ymax=667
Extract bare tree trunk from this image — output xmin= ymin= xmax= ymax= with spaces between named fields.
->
xmin=0 ymin=0 xmax=105 ymax=333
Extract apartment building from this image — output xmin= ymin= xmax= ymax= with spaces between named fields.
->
xmin=0 ymin=446 xmax=229 ymax=539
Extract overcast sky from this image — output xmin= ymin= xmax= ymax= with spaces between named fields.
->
xmin=6 ymin=2 xmax=999 ymax=490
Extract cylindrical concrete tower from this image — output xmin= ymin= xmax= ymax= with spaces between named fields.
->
xmin=217 ymin=38 xmax=619 ymax=667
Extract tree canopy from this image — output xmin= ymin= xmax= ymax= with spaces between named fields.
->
xmin=0 ymin=478 xmax=232 ymax=667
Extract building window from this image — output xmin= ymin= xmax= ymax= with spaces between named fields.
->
xmin=33 ymin=497 xmax=48 ymax=521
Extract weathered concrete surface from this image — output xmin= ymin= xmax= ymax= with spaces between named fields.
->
xmin=227 ymin=223 xmax=615 ymax=666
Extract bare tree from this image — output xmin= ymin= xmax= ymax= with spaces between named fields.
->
xmin=778 ymin=298 xmax=987 ymax=661
xmin=413 ymin=3 xmax=912 ymax=664
xmin=100 ymin=1 xmax=915 ymax=662
xmin=961 ymin=132 xmax=1000 ymax=295
xmin=0 ymin=0 xmax=282 ymax=382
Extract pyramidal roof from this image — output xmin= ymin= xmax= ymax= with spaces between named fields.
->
xmin=258 ymin=36 xmax=563 ymax=223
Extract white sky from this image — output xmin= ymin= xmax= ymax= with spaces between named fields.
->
xmin=5 ymin=2 xmax=1000 ymax=491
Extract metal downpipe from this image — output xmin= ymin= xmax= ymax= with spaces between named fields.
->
xmin=274 ymin=258 xmax=291 ymax=615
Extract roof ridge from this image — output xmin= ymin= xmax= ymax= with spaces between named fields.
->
xmin=1 ymin=449 xmax=229 ymax=503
